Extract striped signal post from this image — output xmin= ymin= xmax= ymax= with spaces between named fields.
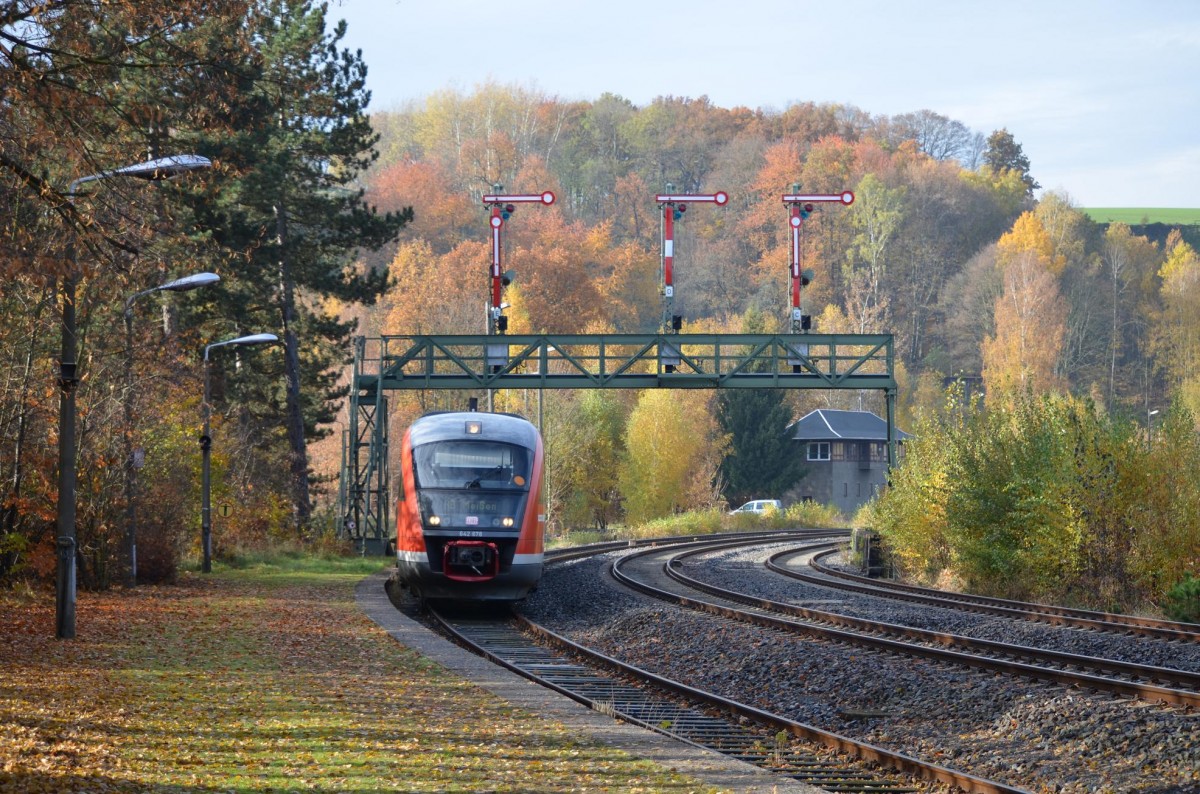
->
xmin=481 ymin=187 xmax=555 ymax=336
xmin=782 ymin=186 xmax=854 ymax=333
xmin=655 ymin=186 xmax=728 ymax=336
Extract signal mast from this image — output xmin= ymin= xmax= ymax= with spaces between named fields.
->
xmin=481 ymin=185 xmax=555 ymax=335
xmin=781 ymin=184 xmax=854 ymax=333
xmin=656 ymin=184 xmax=728 ymax=335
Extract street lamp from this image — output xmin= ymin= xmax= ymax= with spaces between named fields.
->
xmin=123 ymin=272 xmax=221 ymax=587
xmin=57 ymin=154 xmax=212 ymax=639
xmin=201 ymin=333 xmax=278 ymax=573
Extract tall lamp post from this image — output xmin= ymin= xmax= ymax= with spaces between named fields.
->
xmin=123 ymin=272 xmax=221 ymax=587
xmin=57 ymin=154 xmax=212 ymax=639
xmin=201 ymin=333 xmax=278 ymax=573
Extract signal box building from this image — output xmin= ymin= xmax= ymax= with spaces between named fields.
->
xmin=786 ymin=409 xmax=910 ymax=516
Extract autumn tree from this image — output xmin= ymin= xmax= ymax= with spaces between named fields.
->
xmin=844 ymin=173 xmax=905 ymax=334
xmin=889 ymin=109 xmax=983 ymax=165
xmin=620 ymin=390 xmax=725 ymax=524
xmin=0 ymin=1 xmax=255 ymax=584
xmin=1153 ymin=232 xmax=1200 ymax=421
xmin=981 ymin=213 xmax=1067 ymax=401
xmin=1098 ymin=223 xmax=1161 ymax=409
xmin=983 ymin=128 xmax=1040 ymax=196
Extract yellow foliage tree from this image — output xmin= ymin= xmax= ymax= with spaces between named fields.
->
xmin=620 ymin=390 xmax=725 ymax=524
xmin=982 ymin=213 xmax=1067 ymax=402
xmin=1154 ymin=232 xmax=1200 ymax=421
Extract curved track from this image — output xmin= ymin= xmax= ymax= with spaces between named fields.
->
xmin=614 ymin=540 xmax=1200 ymax=708
xmin=778 ymin=547 xmax=1200 ymax=642
xmin=424 ymin=532 xmax=1030 ymax=794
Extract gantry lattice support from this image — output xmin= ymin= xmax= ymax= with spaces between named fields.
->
xmin=338 ymin=333 xmax=897 ymax=549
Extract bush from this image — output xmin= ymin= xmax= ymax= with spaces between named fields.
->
xmin=1164 ymin=574 xmax=1200 ymax=624
xmin=775 ymin=500 xmax=844 ymax=529
xmin=632 ymin=508 xmax=726 ymax=539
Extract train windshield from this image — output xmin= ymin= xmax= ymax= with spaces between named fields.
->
xmin=412 ymin=441 xmax=531 ymax=491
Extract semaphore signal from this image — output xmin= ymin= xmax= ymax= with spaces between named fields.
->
xmin=481 ymin=186 xmax=555 ymax=336
xmin=782 ymin=185 xmax=854 ymax=334
xmin=656 ymin=186 xmax=729 ymax=337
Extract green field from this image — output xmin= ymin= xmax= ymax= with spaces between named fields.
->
xmin=1083 ymin=207 xmax=1200 ymax=225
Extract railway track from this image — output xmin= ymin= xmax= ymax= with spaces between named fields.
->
xmin=417 ymin=532 xmax=1031 ymax=794
xmin=614 ymin=539 xmax=1200 ymax=708
xmin=777 ymin=546 xmax=1200 ymax=643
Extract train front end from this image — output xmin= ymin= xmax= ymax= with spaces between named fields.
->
xmin=395 ymin=412 xmax=544 ymax=602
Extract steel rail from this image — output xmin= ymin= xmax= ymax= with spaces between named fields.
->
xmin=424 ymin=534 xmax=1028 ymax=794
xmin=792 ymin=548 xmax=1200 ymax=642
xmin=609 ymin=544 xmax=1200 ymax=709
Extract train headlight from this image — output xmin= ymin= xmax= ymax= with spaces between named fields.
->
xmin=428 ymin=515 xmax=441 ymax=526
xmin=501 ymin=517 xmax=514 ymax=528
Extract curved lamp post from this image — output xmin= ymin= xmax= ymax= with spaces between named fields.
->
xmin=57 ymin=154 xmax=212 ymax=639
xmin=123 ymin=272 xmax=221 ymax=587
xmin=201 ymin=333 xmax=278 ymax=573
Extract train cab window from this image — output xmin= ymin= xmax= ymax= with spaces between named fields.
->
xmin=413 ymin=442 xmax=531 ymax=491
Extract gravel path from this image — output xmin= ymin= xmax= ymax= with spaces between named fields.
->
xmin=521 ymin=545 xmax=1200 ymax=793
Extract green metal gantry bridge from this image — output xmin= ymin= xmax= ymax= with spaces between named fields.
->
xmin=338 ymin=332 xmax=897 ymax=551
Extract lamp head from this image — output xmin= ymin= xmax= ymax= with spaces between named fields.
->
xmin=114 ymin=154 xmax=213 ymax=181
xmin=160 ymin=272 xmax=220 ymax=292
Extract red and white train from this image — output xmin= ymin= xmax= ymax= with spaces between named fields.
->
xmin=393 ymin=411 xmax=545 ymax=603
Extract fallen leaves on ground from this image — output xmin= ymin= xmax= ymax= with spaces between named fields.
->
xmin=1 ymin=561 xmax=722 ymax=792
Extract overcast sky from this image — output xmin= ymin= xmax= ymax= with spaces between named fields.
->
xmin=330 ymin=0 xmax=1199 ymax=208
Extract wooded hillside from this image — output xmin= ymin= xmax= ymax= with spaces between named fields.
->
xmin=3 ymin=3 xmax=1197 ymax=601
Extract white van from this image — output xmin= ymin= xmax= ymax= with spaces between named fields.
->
xmin=729 ymin=499 xmax=782 ymax=515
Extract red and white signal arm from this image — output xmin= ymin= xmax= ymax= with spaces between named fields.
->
xmin=656 ymin=191 xmax=728 ymax=205
xmin=781 ymin=191 xmax=854 ymax=205
xmin=482 ymin=191 xmax=555 ymax=205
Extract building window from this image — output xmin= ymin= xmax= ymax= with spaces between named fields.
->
xmin=807 ymin=442 xmax=830 ymax=461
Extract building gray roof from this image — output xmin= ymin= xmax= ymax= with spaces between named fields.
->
xmin=787 ymin=409 xmax=911 ymax=442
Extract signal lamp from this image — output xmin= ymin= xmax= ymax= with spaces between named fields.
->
xmin=505 ymin=204 xmax=515 ymax=214
xmin=496 ymin=315 xmax=508 ymax=332
xmin=677 ymin=203 xmax=687 ymax=212
xmin=501 ymin=269 xmax=515 ymax=286
xmin=672 ymin=209 xmax=682 ymax=220
xmin=800 ymin=268 xmax=815 ymax=286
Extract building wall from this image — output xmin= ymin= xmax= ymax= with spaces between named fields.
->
xmin=786 ymin=440 xmax=892 ymax=516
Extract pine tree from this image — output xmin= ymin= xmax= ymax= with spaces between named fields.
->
xmin=188 ymin=0 xmax=411 ymax=531
xmin=983 ymin=128 xmax=1040 ymax=196
xmin=716 ymin=310 xmax=807 ymax=505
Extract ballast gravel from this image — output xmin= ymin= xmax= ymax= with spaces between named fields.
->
xmin=521 ymin=544 xmax=1200 ymax=793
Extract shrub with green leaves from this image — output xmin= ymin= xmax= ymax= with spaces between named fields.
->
xmin=1164 ymin=574 xmax=1200 ymax=624
xmin=875 ymin=388 xmax=1200 ymax=614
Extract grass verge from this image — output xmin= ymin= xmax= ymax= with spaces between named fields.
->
xmin=1 ymin=557 xmax=724 ymax=792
